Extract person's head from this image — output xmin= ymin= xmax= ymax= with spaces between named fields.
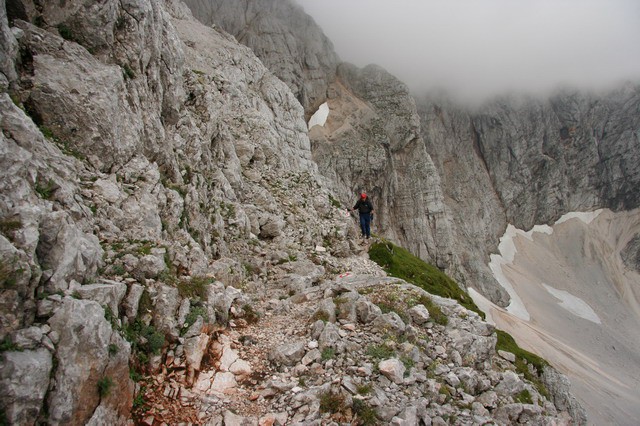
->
xmin=360 ymin=192 xmax=367 ymax=199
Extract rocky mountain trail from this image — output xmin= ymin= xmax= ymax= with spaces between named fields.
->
xmin=123 ymin=247 xmax=580 ymax=425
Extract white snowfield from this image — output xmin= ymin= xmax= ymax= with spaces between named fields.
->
xmin=472 ymin=208 xmax=640 ymax=426
xmin=307 ymin=102 xmax=329 ymax=129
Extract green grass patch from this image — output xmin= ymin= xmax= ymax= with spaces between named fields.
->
xmin=365 ymin=343 xmax=395 ymax=359
xmin=368 ymin=240 xmax=484 ymax=318
xmin=35 ymin=178 xmax=56 ymax=200
xmin=319 ymin=391 xmax=346 ymax=414
xmin=515 ymin=389 xmax=533 ymax=404
xmin=496 ymin=330 xmax=549 ymax=398
xmin=0 ymin=337 xmax=21 ymax=352
xmin=97 ymin=377 xmax=113 ymax=397
xmin=356 ymin=383 xmax=373 ymax=395
xmin=0 ymin=218 xmax=22 ymax=236
xmin=352 ymin=398 xmax=379 ymax=425
xmin=177 ymin=275 xmax=212 ymax=300
xmin=321 ymin=347 xmax=336 ymax=361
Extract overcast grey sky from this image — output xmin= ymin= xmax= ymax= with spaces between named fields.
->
xmin=295 ymin=0 xmax=640 ymax=102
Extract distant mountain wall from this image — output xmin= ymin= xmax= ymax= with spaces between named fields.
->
xmin=418 ymin=88 xmax=640 ymax=298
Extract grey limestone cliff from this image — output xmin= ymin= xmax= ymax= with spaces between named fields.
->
xmin=184 ymin=0 xmax=339 ymax=117
xmin=417 ymin=88 xmax=640 ymax=299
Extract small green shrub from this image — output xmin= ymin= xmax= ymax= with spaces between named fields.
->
xmin=108 ymin=344 xmax=119 ymax=356
xmin=177 ymin=276 xmax=212 ymax=300
xmin=0 ymin=338 xmax=20 ymax=352
xmin=57 ymin=24 xmax=74 ymax=41
xmin=133 ymin=391 xmax=146 ymax=409
xmin=366 ymin=344 xmax=394 ymax=359
xmin=321 ymin=347 xmax=336 ymax=361
xmin=97 ymin=377 xmax=113 ymax=397
xmin=515 ymin=389 xmax=533 ymax=404
xmin=356 ymin=383 xmax=373 ymax=395
xmin=122 ymin=64 xmax=136 ymax=80
xmin=35 ymin=178 xmax=56 ymax=200
xmin=122 ymin=320 xmax=165 ymax=356
xmin=319 ymin=391 xmax=346 ymax=414
xmin=182 ymin=305 xmax=208 ymax=333
xmin=352 ymin=398 xmax=378 ymax=425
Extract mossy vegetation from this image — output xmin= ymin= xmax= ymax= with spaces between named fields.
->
xmin=368 ymin=240 xmax=484 ymax=318
xmin=319 ymin=391 xmax=346 ymax=414
xmin=496 ymin=330 xmax=549 ymax=398
xmin=177 ymin=275 xmax=212 ymax=300
xmin=352 ymin=398 xmax=379 ymax=425
xmin=365 ymin=343 xmax=394 ymax=359
xmin=97 ymin=377 xmax=113 ymax=397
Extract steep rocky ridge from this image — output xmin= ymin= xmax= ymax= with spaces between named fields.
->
xmin=185 ymin=0 xmax=461 ymax=279
xmin=0 ymin=0 xmax=354 ymax=422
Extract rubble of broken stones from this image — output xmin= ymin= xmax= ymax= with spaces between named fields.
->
xmin=132 ymin=272 xmax=576 ymax=426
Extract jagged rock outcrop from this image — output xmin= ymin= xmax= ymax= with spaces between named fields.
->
xmin=184 ymin=0 xmax=340 ymax=117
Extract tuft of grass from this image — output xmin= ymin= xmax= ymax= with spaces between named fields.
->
xmin=356 ymin=383 xmax=373 ymax=395
xmin=368 ymin=240 xmax=484 ymax=318
xmin=321 ymin=347 xmax=336 ymax=361
xmin=108 ymin=344 xmax=119 ymax=356
xmin=35 ymin=178 xmax=56 ymax=200
xmin=0 ymin=218 xmax=22 ymax=236
xmin=57 ymin=24 xmax=74 ymax=41
xmin=496 ymin=330 xmax=549 ymax=398
xmin=515 ymin=389 xmax=533 ymax=404
xmin=352 ymin=398 xmax=379 ymax=425
xmin=177 ymin=276 xmax=212 ymax=300
xmin=97 ymin=377 xmax=113 ymax=397
xmin=0 ymin=337 xmax=21 ymax=352
xmin=416 ymin=295 xmax=448 ymax=326
xmin=365 ymin=343 xmax=394 ymax=359
xmin=319 ymin=391 xmax=346 ymax=414
xmin=103 ymin=305 xmax=118 ymax=329
xmin=122 ymin=64 xmax=136 ymax=80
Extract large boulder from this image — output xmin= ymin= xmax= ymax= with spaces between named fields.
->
xmin=47 ymin=298 xmax=133 ymax=425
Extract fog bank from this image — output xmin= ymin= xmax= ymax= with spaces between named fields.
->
xmin=296 ymin=0 xmax=640 ymax=103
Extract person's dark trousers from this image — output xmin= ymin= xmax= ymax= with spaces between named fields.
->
xmin=359 ymin=213 xmax=371 ymax=238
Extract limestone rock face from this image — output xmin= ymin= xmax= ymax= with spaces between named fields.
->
xmin=186 ymin=0 xmax=458 ymax=276
xmin=184 ymin=0 xmax=339 ymax=116
xmin=417 ymin=87 xmax=640 ymax=301
xmin=0 ymin=348 xmax=52 ymax=425
xmin=47 ymin=298 xmax=133 ymax=425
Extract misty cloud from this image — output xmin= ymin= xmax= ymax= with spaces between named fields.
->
xmin=295 ymin=0 xmax=640 ymax=102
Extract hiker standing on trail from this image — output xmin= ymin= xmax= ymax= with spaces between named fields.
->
xmin=352 ymin=192 xmax=374 ymax=239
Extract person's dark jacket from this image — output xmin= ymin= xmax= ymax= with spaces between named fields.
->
xmin=353 ymin=198 xmax=373 ymax=214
